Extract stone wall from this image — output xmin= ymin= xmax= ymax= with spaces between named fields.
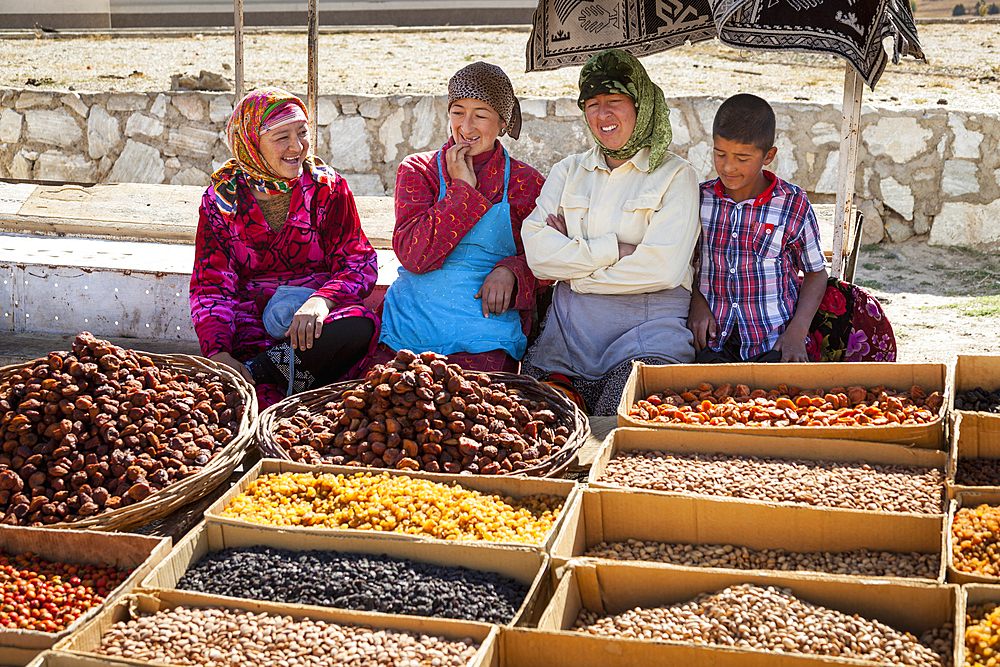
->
xmin=1 ymin=88 xmax=998 ymax=248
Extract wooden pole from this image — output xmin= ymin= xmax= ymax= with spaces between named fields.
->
xmin=234 ymin=0 xmax=244 ymax=101
xmin=833 ymin=64 xmax=864 ymax=280
xmin=307 ymin=0 xmax=319 ymax=146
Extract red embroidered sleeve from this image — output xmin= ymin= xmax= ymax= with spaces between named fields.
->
xmin=189 ymin=190 xmax=239 ymax=358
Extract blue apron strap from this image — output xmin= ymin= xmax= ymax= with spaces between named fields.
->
xmin=436 ymin=150 xmax=448 ymax=202
xmin=501 ymin=148 xmax=510 ymax=202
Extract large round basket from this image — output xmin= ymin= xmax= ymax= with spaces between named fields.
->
xmin=257 ymin=371 xmax=589 ymax=478
xmin=0 ymin=352 xmax=257 ymax=532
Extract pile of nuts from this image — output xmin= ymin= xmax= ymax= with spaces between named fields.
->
xmin=220 ymin=471 xmax=563 ymax=544
xmin=597 ymin=450 xmax=944 ymax=514
xmin=955 ymin=387 xmax=1000 ymax=414
xmin=271 ymin=349 xmax=571 ymax=474
xmin=952 ymin=504 xmax=1000 ymax=576
xmin=955 ymin=459 xmax=1000 ymax=487
xmin=0 ymin=332 xmax=245 ymax=526
xmin=629 ymin=382 xmax=942 ymax=427
xmin=0 ymin=549 xmax=132 ymax=632
xmin=177 ymin=545 xmax=527 ymax=624
xmin=95 ymin=606 xmax=480 ymax=666
xmin=575 ymin=584 xmax=950 ymax=666
xmin=586 ymin=539 xmax=940 ymax=579
xmin=965 ymin=602 xmax=1000 ymax=667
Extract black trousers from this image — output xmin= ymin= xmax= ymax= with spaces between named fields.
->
xmin=694 ymin=327 xmax=782 ymax=364
xmin=252 ymin=316 xmax=375 ymax=389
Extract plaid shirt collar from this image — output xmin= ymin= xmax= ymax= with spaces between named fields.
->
xmin=713 ymin=170 xmax=780 ymax=206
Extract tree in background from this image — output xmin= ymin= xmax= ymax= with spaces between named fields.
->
xmin=979 ymin=1 xmax=988 ymax=14
xmin=989 ymin=3 xmax=1000 ymax=14
xmin=952 ymin=3 xmax=966 ymax=14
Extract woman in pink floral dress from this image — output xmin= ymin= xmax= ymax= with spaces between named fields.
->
xmin=190 ymin=88 xmax=378 ymax=407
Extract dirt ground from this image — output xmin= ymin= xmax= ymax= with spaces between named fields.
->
xmin=1 ymin=23 xmax=997 ymax=366
xmin=916 ymin=0 xmax=997 ymax=17
xmin=852 ymin=241 xmax=1000 ymax=363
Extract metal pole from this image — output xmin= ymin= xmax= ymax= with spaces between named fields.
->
xmin=234 ymin=0 xmax=244 ymax=101
xmin=832 ymin=64 xmax=863 ymax=280
xmin=307 ymin=0 xmax=319 ymax=146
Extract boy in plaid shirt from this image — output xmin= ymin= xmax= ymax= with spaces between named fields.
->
xmin=689 ymin=94 xmax=828 ymax=363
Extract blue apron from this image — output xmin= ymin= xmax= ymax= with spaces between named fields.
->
xmin=380 ymin=148 xmax=527 ymax=359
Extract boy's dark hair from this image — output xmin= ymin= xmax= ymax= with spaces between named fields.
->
xmin=713 ymin=94 xmax=776 ymax=153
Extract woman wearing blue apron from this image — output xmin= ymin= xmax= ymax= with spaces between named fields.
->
xmin=368 ymin=62 xmax=548 ymax=373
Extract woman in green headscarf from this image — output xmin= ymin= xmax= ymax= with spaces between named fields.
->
xmin=520 ymin=48 xmax=700 ymax=415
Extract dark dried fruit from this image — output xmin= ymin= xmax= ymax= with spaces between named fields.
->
xmin=954 ymin=386 xmax=1000 ymax=414
xmin=0 ymin=332 xmax=245 ymax=526
xmin=177 ymin=545 xmax=527 ymax=624
xmin=272 ymin=350 xmax=569 ymax=474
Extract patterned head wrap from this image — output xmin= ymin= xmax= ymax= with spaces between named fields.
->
xmin=448 ymin=62 xmax=522 ymax=140
xmin=260 ymin=102 xmax=308 ymax=135
xmin=577 ymin=49 xmax=672 ymax=171
xmin=211 ymin=87 xmax=330 ymax=217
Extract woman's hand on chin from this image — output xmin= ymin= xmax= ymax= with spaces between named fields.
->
xmin=475 ymin=266 xmax=517 ymax=317
xmin=445 ymin=142 xmax=477 ymax=188
xmin=286 ymin=296 xmax=333 ymax=351
xmin=210 ymin=352 xmax=254 ymax=384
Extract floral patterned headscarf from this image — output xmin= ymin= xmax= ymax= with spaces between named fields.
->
xmin=577 ymin=49 xmax=672 ymax=171
xmin=211 ymin=87 xmax=331 ymax=216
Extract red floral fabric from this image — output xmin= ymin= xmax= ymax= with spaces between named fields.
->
xmin=819 ymin=284 xmax=848 ymax=316
xmin=190 ymin=170 xmax=379 ymax=377
xmin=805 ymin=278 xmax=896 ymax=362
xmin=392 ymin=138 xmax=547 ymax=337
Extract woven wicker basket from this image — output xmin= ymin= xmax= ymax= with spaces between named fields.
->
xmin=0 ymin=352 xmax=257 ymax=533
xmin=257 ymin=371 xmax=589 ymax=478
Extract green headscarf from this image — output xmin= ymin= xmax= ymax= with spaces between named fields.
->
xmin=577 ymin=48 xmax=672 ymax=171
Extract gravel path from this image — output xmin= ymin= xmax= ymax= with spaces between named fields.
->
xmin=1 ymin=23 xmax=997 ymax=108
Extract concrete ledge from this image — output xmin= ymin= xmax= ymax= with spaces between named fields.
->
xmin=0 ymin=182 xmax=395 ymax=248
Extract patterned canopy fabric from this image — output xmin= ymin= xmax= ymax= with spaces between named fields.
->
xmin=526 ymin=0 xmax=923 ymax=88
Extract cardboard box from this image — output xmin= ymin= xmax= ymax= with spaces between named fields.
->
xmin=618 ymin=361 xmax=947 ymax=448
xmin=949 ymin=354 xmax=1000 ymax=417
xmin=948 ymin=412 xmax=1000 ymax=496
xmin=552 ymin=487 xmax=946 ymax=582
xmin=0 ymin=527 xmax=170 ymax=667
xmin=140 ymin=520 xmax=550 ymax=627
xmin=54 ymin=589 xmax=497 ymax=667
xmin=958 ymin=584 xmax=1000 ymax=667
xmin=479 ymin=626 xmax=846 ymax=667
xmin=203 ymin=459 xmax=579 ymax=552
xmin=946 ymin=491 xmax=1000 ymax=585
xmin=25 ymin=652 xmax=139 ymax=667
xmin=537 ymin=561 xmax=958 ymax=667
xmin=588 ymin=427 xmax=948 ymax=515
